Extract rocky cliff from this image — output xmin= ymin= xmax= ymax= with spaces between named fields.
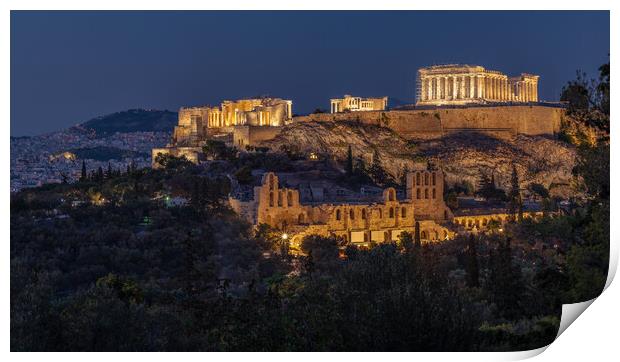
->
xmin=260 ymin=120 xmax=577 ymax=198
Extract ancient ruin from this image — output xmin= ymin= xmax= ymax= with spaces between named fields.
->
xmin=416 ymin=64 xmax=539 ymax=105
xmin=229 ymin=168 xmax=542 ymax=249
xmin=330 ymin=95 xmax=388 ymax=113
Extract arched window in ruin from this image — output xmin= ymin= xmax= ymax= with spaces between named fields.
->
xmin=269 ymin=174 xmax=275 ymax=190
xmin=389 ymin=189 xmax=396 ymax=201
xmin=378 ymin=208 xmax=383 ymax=218
xmin=416 ymin=172 xmax=421 ymax=185
xmin=424 ymin=189 xmax=429 ymax=199
xmin=401 ymin=207 xmax=407 ymax=218
xmin=416 ymin=189 xmax=421 ymax=199
xmin=482 ymin=218 xmax=487 ymax=226
xmin=432 ymin=188 xmax=436 ymax=199
xmin=269 ymin=192 xmax=274 ymax=207
xmin=361 ymin=209 xmax=367 ymax=219
xmin=298 ymin=214 xmax=305 ymax=224
xmin=444 ymin=210 xmax=449 ymax=220
xmin=468 ymin=220 xmax=473 ymax=228
xmin=389 ymin=207 xmax=394 ymax=218
xmin=350 ymin=209 xmax=355 ymax=220
xmin=443 ymin=230 xmax=448 ymax=239
xmin=433 ymin=231 xmax=438 ymax=240
xmin=424 ymin=173 xmax=429 ymax=186
xmin=336 ymin=209 xmax=341 ymax=221
xmin=287 ymin=191 xmax=293 ymax=206
xmin=277 ymin=191 xmax=283 ymax=207
xmin=432 ymin=172 xmax=436 ymax=186
xmin=421 ymin=231 xmax=427 ymax=240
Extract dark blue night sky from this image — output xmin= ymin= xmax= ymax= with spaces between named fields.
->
xmin=11 ymin=11 xmax=609 ymax=136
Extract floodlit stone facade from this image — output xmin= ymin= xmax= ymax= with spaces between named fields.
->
xmin=416 ymin=65 xmax=539 ymax=106
xmin=229 ymin=168 xmax=545 ymax=249
xmin=173 ymin=97 xmax=293 ymax=146
xmin=152 ymin=97 xmax=292 ymax=167
xmin=230 ymin=169 xmax=455 ymax=249
xmin=330 ymin=95 xmax=388 ymax=113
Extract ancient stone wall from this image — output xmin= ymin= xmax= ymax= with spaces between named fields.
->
xmin=233 ymin=126 xmax=284 ymax=149
xmin=293 ymin=105 xmax=564 ymax=140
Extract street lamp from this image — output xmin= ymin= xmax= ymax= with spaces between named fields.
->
xmin=281 ymin=233 xmax=289 ymax=241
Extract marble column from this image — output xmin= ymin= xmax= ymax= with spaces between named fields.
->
xmin=469 ymin=76 xmax=475 ymax=98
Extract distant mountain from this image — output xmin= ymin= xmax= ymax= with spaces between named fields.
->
xmin=78 ymin=109 xmax=178 ymax=137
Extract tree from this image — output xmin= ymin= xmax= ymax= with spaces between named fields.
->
xmin=465 ymin=234 xmax=479 ymax=288
xmin=368 ymin=149 xmax=389 ymax=186
xmin=508 ymin=164 xmax=523 ymax=222
xmin=486 ymin=236 xmax=524 ymax=319
xmin=414 ymin=221 xmax=421 ymax=249
xmin=345 ymin=145 xmax=354 ymax=176
xmin=106 ymin=162 xmax=113 ymax=179
xmin=96 ymin=166 xmax=104 ymax=182
xmin=80 ymin=161 xmax=87 ymax=182
xmin=399 ymin=231 xmax=414 ymax=252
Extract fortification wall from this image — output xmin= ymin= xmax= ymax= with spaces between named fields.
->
xmin=293 ymin=105 xmax=564 ymax=140
xmin=233 ymin=126 xmax=283 ymax=148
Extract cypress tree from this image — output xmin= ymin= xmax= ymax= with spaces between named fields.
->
xmin=509 ymin=164 xmax=523 ymax=222
xmin=80 ymin=160 xmax=87 ymax=182
xmin=465 ymin=234 xmax=480 ymax=287
xmin=346 ymin=145 xmax=354 ymax=176
xmin=96 ymin=166 xmax=104 ymax=182
xmin=414 ymin=221 xmax=421 ymax=249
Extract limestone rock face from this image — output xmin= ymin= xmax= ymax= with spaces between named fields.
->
xmin=260 ymin=121 xmax=577 ymax=198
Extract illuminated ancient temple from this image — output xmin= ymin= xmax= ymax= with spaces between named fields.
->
xmin=330 ymin=95 xmax=388 ymax=113
xmin=416 ymin=64 xmax=539 ymax=105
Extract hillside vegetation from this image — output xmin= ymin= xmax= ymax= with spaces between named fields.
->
xmin=261 ymin=120 xmax=577 ymax=198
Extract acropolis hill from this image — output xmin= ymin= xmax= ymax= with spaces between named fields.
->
xmin=149 ymin=64 xmax=578 ymax=247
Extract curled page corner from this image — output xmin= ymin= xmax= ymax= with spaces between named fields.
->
xmin=556 ymin=298 xmax=596 ymax=339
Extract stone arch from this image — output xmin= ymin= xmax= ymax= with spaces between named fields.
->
xmin=432 ymin=172 xmax=436 ymax=186
xmin=362 ymin=208 xmax=367 ymax=219
xmin=336 ymin=209 xmax=341 ymax=221
xmin=424 ymin=173 xmax=429 ymax=186
xmin=268 ymin=174 xmax=275 ymax=190
xmin=416 ymin=172 xmax=421 ymax=185
xmin=416 ymin=189 xmax=421 ymax=199
xmin=401 ymin=207 xmax=407 ymax=218
xmin=432 ymin=188 xmax=436 ymax=199
xmin=432 ymin=231 xmax=438 ymax=240
xmin=349 ymin=208 xmax=355 ymax=220
xmin=287 ymin=191 xmax=293 ymax=206
xmin=277 ymin=191 xmax=283 ymax=206
xmin=298 ymin=213 xmax=305 ymax=224
xmin=443 ymin=230 xmax=448 ymax=239
xmin=389 ymin=207 xmax=394 ymax=218
xmin=390 ymin=188 xmax=396 ymax=201
xmin=421 ymin=230 xmax=428 ymax=240
xmin=425 ymin=189 xmax=429 ymax=199
xmin=269 ymin=192 xmax=274 ymax=207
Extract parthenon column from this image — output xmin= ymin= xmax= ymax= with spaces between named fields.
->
xmin=469 ymin=75 xmax=475 ymax=98
xmin=426 ymin=78 xmax=432 ymax=100
xmin=452 ymin=77 xmax=457 ymax=99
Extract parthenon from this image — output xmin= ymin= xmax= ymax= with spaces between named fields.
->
xmin=416 ymin=64 xmax=539 ymax=106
